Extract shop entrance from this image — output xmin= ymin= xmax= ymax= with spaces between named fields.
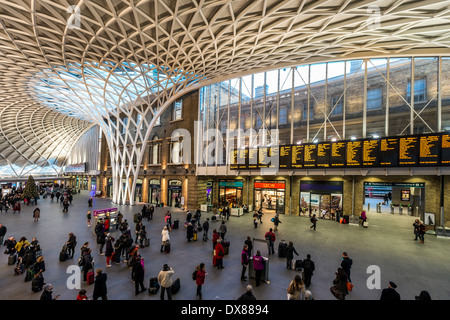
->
xmin=219 ymin=180 xmax=243 ymax=206
xmin=299 ymin=181 xmax=343 ymax=220
xmin=148 ymin=179 xmax=161 ymax=205
xmin=168 ymin=180 xmax=182 ymax=207
xmin=254 ymin=181 xmax=285 ymax=214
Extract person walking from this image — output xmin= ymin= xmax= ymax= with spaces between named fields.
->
xmin=340 ymin=252 xmax=353 ymax=283
xmin=202 ymin=218 xmax=210 ymax=242
xmin=33 ymin=208 xmax=40 ymax=222
xmin=219 ymin=220 xmax=227 ymax=241
xmin=92 ymin=268 xmax=108 ymax=300
xmin=131 ymin=256 xmax=147 ymax=295
xmin=309 ymin=214 xmax=318 ymax=230
xmin=157 ymin=264 xmax=175 ymax=300
xmin=264 ymin=228 xmax=276 ymax=255
xmin=66 ymin=233 xmax=77 ymax=259
xmin=287 ymin=274 xmax=305 ymax=300
xmin=302 ymin=254 xmax=315 ymax=288
xmin=285 ymin=241 xmax=299 ymax=270
xmin=360 ymin=210 xmax=368 ymax=227
xmin=0 ymin=224 xmax=7 ymax=246
xmin=98 ymin=231 xmax=107 ymax=255
xmin=418 ymin=221 xmax=427 ymax=243
xmin=380 ymin=281 xmax=401 ymax=300
xmin=214 ymin=238 xmax=225 ymax=270
xmin=253 ymin=250 xmax=265 ymax=287
xmin=237 ymin=284 xmax=256 ymax=300
xmin=412 ymin=219 xmax=420 ymax=241
xmin=273 ymin=213 xmax=281 ymax=231
xmin=241 ymin=244 xmax=249 ymax=281
xmin=40 ymin=284 xmax=60 ymax=300
xmin=195 ymin=263 xmax=206 ymax=300
xmin=161 ymin=226 xmax=170 ymax=253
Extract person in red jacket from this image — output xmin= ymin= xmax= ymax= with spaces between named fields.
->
xmin=195 ymin=263 xmax=206 ymax=300
xmin=264 ymin=228 xmax=276 ymax=255
xmin=214 ymin=239 xmax=225 ymax=270
xmin=212 ymin=229 xmax=220 ymax=251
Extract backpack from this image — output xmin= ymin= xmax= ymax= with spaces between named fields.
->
xmin=192 ymin=268 xmax=198 ymax=281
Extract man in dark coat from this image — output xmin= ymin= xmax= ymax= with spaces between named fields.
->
xmin=186 ymin=222 xmax=194 ymax=242
xmin=131 ymin=257 xmax=146 ymax=295
xmin=340 ymin=252 xmax=353 ymax=283
xmin=93 ymin=269 xmax=108 ymax=300
xmin=380 ymin=281 xmax=401 ymax=300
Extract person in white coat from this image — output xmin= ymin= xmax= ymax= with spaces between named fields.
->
xmin=161 ymin=226 xmax=170 ymax=253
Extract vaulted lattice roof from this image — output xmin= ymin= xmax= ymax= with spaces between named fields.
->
xmin=0 ymin=0 xmax=449 ymax=176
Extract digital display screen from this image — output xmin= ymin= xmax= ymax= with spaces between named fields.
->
xmin=291 ymin=145 xmax=304 ymax=169
xmin=441 ymin=134 xmax=450 ymax=165
xmin=331 ymin=141 xmax=346 ymax=167
xmin=316 ymin=142 xmax=331 ymax=168
xmin=398 ymin=136 xmax=419 ymax=166
xmin=303 ymin=144 xmax=317 ymax=167
xmin=346 ymin=140 xmax=362 ymax=167
xmin=228 ymin=133 xmax=450 ymax=170
xmin=363 ymin=139 xmax=380 ymax=166
xmin=380 ymin=138 xmax=399 ymax=166
xmin=279 ymin=145 xmax=291 ymax=169
xmin=248 ymin=148 xmax=258 ymax=169
xmin=401 ymin=190 xmax=410 ymax=201
xmin=419 ymin=134 xmax=440 ymax=166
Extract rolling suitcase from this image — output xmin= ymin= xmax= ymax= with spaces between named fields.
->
xmin=171 ymin=278 xmax=180 ymax=294
xmin=87 ymin=271 xmax=95 ymax=285
xmin=164 ymin=242 xmax=170 ymax=253
xmin=278 ymin=240 xmax=287 ymax=258
xmin=173 ymin=219 xmax=179 ymax=229
xmin=59 ymin=249 xmax=68 ymax=262
xmin=31 ymin=274 xmax=44 ymax=292
xmin=222 ymin=241 xmax=230 ymax=255
xmin=193 ymin=232 xmax=198 ymax=241
xmin=8 ymin=254 xmax=17 ymax=265
xmin=148 ymin=277 xmax=160 ymax=294
xmin=145 ymin=237 xmax=150 ymax=247
xmin=294 ymin=259 xmax=303 ymax=270
xmin=14 ymin=263 xmax=25 ymax=275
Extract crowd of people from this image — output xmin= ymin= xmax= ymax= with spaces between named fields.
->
xmin=0 ymin=187 xmax=433 ymax=301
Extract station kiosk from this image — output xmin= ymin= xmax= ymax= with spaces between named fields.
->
xmin=92 ymin=208 xmax=118 ymax=233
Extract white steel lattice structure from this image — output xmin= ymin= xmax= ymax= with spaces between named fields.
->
xmin=0 ymin=0 xmax=450 ymax=204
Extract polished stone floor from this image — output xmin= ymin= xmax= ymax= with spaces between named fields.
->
xmin=0 ymin=190 xmax=449 ymax=301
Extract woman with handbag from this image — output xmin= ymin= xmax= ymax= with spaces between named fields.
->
xmin=161 ymin=226 xmax=170 ymax=252
xmin=331 ymin=267 xmax=348 ymax=300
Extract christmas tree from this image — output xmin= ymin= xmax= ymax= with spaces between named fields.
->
xmin=22 ymin=175 xmax=38 ymax=202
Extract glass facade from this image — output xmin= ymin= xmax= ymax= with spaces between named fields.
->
xmin=199 ymin=57 xmax=450 ymax=166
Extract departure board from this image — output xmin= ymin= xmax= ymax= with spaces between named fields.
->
xmin=303 ymin=144 xmax=317 ymax=167
xmin=279 ymin=145 xmax=291 ymax=169
xmin=380 ymin=138 xmax=399 ymax=166
xmin=230 ymin=149 xmax=238 ymax=169
xmin=248 ymin=148 xmax=259 ymax=169
xmin=237 ymin=148 xmax=248 ymax=169
xmin=331 ymin=141 xmax=346 ymax=167
xmin=441 ymin=134 xmax=450 ymax=165
xmin=419 ymin=134 xmax=440 ymax=166
xmin=228 ymin=132 xmax=450 ymax=170
xmin=291 ymin=145 xmax=304 ymax=169
xmin=398 ymin=136 xmax=419 ymax=166
xmin=268 ymin=146 xmax=280 ymax=168
xmin=316 ymin=142 xmax=331 ymax=167
xmin=346 ymin=140 xmax=363 ymax=166
xmin=363 ymin=139 xmax=380 ymax=166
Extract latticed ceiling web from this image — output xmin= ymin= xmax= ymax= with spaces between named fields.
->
xmin=0 ymin=0 xmax=449 ymax=193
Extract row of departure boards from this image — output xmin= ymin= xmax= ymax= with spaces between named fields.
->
xmin=230 ymin=133 xmax=450 ymax=170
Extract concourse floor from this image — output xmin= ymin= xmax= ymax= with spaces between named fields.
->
xmin=0 ymin=190 xmax=449 ymax=301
